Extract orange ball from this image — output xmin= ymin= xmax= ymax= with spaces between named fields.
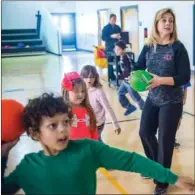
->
xmin=2 ymin=99 xmax=25 ymax=142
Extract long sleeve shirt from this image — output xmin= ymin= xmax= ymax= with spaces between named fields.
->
xmin=118 ymin=53 xmax=132 ymax=80
xmin=102 ymin=23 xmax=121 ymax=52
xmin=133 ymin=41 xmax=191 ymax=105
xmin=2 ymin=139 xmax=178 ymax=194
xmin=88 ymin=87 xmax=120 ymax=130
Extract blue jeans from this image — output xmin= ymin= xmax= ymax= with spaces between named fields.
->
xmin=118 ymin=81 xmax=144 ymax=110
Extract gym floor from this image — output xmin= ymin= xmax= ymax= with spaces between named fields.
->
xmin=2 ymin=52 xmax=194 ymax=194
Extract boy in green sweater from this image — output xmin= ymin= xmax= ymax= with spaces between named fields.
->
xmin=2 ymin=93 xmax=194 ymax=195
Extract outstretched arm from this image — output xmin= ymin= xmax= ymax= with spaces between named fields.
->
xmin=2 ymin=140 xmax=21 ymax=194
xmin=90 ymin=140 xmax=193 ymax=193
xmin=2 ymin=157 xmax=21 ymax=194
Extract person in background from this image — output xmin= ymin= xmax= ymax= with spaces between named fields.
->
xmin=115 ymin=40 xmax=145 ymax=116
xmin=61 ymin=72 xmax=98 ymax=141
xmin=102 ymin=13 xmax=121 ymax=82
xmin=80 ymin=65 xmax=121 ymax=142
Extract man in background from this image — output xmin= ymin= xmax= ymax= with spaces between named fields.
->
xmin=102 ymin=14 xmax=121 ymax=82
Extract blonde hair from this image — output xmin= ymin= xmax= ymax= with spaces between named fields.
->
xmin=61 ymin=78 xmax=97 ymax=132
xmin=147 ymin=8 xmax=178 ymax=46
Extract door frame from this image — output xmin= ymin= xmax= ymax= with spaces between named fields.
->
xmin=51 ymin=12 xmax=77 ymax=50
xmin=120 ymin=5 xmax=139 ymax=56
xmin=97 ymin=8 xmax=110 ymax=46
xmin=193 ymin=4 xmax=195 ymax=66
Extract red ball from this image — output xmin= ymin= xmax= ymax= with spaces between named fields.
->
xmin=2 ymin=99 xmax=25 ymax=142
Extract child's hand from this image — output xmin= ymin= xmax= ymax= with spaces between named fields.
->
xmin=114 ymin=128 xmax=121 ymax=135
xmin=1 ymin=138 xmax=19 ymax=157
xmin=175 ymin=176 xmax=194 ymax=193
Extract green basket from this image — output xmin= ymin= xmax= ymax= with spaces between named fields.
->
xmin=129 ymin=70 xmax=152 ymax=92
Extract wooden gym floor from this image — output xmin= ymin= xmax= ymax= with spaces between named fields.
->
xmin=2 ymin=52 xmax=194 ymax=194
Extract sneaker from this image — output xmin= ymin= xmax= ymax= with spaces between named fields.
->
xmin=140 ymin=174 xmax=151 ymax=179
xmin=174 ymin=141 xmax=180 ymax=149
xmin=153 ymin=185 xmax=168 ymax=195
xmin=124 ymin=105 xmax=137 ymax=116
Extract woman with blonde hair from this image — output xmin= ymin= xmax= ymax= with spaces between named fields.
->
xmin=134 ymin=8 xmax=191 ymax=195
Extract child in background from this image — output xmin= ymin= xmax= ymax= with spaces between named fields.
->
xmin=80 ymin=65 xmax=121 ymax=142
xmin=2 ymin=93 xmax=194 ymax=194
xmin=61 ymin=72 xmax=98 ymax=140
xmin=115 ymin=40 xmax=145 ymax=116
xmin=174 ymin=81 xmax=191 ymax=148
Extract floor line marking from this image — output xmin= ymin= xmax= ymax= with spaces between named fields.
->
xmin=4 ymin=88 xmax=24 ymax=93
xmin=101 ymin=78 xmax=195 ymax=118
xmin=105 ymin=118 xmax=140 ymax=125
xmin=99 ymin=168 xmax=129 ymax=194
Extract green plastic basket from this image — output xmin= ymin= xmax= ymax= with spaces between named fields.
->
xmin=129 ymin=70 xmax=152 ymax=92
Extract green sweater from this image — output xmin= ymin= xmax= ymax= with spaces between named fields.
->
xmin=2 ymin=139 xmax=178 ymax=194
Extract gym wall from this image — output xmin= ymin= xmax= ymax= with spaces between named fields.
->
xmin=2 ymin=1 xmax=76 ymax=30
xmin=76 ymin=1 xmax=194 ymax=70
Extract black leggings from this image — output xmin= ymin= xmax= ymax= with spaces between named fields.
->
xmin=139 ymin=98 xmax=183 ymax=187
xmin=97 ymin=123 xmax=105 ymax=142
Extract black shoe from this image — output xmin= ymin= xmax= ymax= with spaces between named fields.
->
xmin=174 ymin=140 xmax=180 ymax=149
xmin=153 ymin=185 xmax=168 ymax=195
xmin=140 ymin=174 xmax=151 ymax=179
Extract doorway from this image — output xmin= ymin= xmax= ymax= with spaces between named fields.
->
xmin=193 ymin=4 xmax=195 ymax=66
xmin=97 ymin=9 xmax=110 ymax=46
xmin=51 ymin=13 xmax=77 ymax=51
xmin=120 ymin=5 xmax=139 ymax=57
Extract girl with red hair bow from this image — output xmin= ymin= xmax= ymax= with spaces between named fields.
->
xmin=61 ymin=72 xmax=98 ymax=141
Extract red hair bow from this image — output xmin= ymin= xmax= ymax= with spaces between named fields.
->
xmin=61 ymin=72 xmax=81 ymax=91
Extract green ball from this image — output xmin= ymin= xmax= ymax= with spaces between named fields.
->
xmin=129 ymin=70 xmax=152 ymax=92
